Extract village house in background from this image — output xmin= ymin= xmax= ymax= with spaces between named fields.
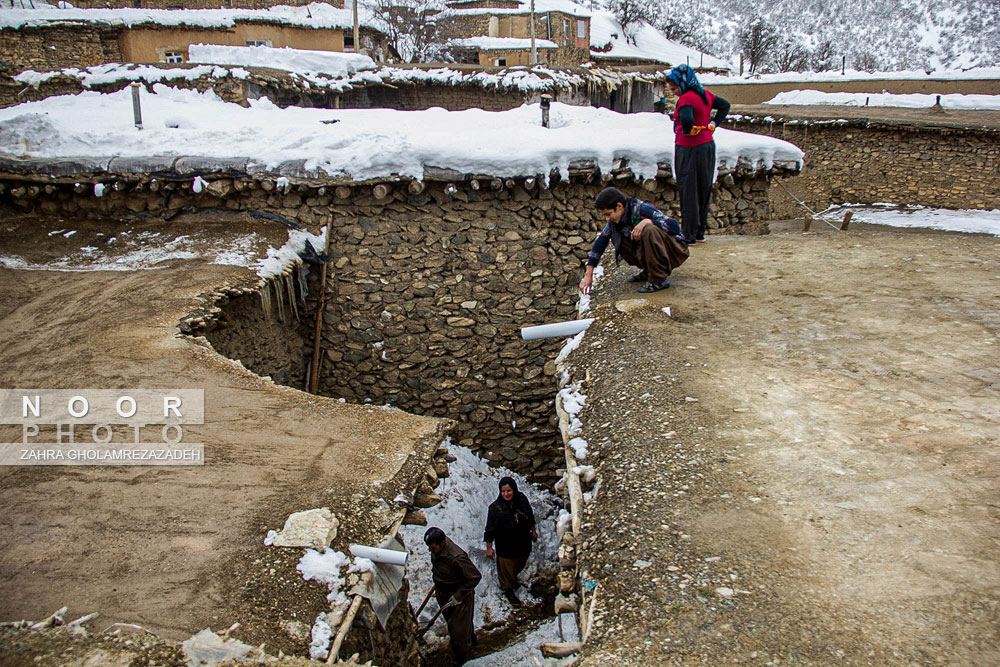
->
xmin=0 ymin=2 xmax=393 ymax=72
xmin=436 ymin=0 xmax=590 ymax=67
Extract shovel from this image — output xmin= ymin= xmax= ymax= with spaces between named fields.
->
xmin=415 ymin=597 xmax=457 ymax=639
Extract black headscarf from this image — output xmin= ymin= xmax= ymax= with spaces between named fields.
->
xmin=484 ymin=476 xmax=536 ymax=558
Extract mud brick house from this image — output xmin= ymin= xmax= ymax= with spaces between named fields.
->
xmin=437 ymin=0 xmax=590 ymax=67
xmin=0 ymin=3 xmax=393 ymax=72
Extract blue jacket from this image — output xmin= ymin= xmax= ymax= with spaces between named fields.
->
xmin=587 ymin=198 xmax=684 ymax=267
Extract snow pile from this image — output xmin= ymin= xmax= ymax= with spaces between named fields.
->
xmin=765 ymin=90 xmax=1000 ymax=110
xmin=295 ymin=548 xmax=375 ymax=660
xmin=14 ymin=63 xmax=245 ymax=88
xmin=0 ymin=1 xmax=373 ymax=30
xmin=819 ymin=204 xmax=1000 ymax=237
xmin=0 ymin=86 xmax=804 ymax=182
xmin=440 ymin=0 xmax=589 ymax=18
xmin=558 ymin=382 xmax=587 ymax=437
xmin=189 ymin=43 xmax=375 ymax=77
xmin=398 ymin=441 xmax=562 ymax=638
xmin=589 ymin=10 xmax=729 ymax=69
xmin=554 ymin=330 xmax=586 ymax=366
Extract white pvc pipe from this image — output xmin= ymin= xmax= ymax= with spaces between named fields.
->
xmin=349 ymin=544 xmax=408 ymax=565
xmin=521 ymin=318 xmax=594 ymax=341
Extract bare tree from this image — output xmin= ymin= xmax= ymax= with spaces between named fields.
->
xmin=658 ymin=15 xmax=698 ymax=45
xmin=769 ymin=39 xmax=810 ymax=73
xmin=811 ymin=39 xmax=837 ymax=72
xmin=852 ymin=49 xmax=881 ymax=73
xmin=365 ymin=0 xmax=442 ymax=63
xmin=737 ymin=15 xmax=779 ymax=75
xmin=605 ymin=0 xmax=660 ymax=46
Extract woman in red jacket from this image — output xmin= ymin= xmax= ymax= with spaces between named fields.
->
xmin=666 ymin=64 xmax=730 ymax=244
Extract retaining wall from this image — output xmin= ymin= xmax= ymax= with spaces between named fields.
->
xmin=0 ymin=159 xmax=784 ymax=481
xmin=729 ymin=115 xmax=1000 ymax=216
xmin=710 ymin=78 xmax=1000 ymax=105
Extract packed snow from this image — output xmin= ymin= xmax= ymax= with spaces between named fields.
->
xmin=14 ymin=63 xmax=246 ymax=88
xmin=465 ymin=614 xmax=579 ymax=666
xmin=398 ymin=442 xmax=562 ymax=642
xmin=188 ymin=44 xmax=376 ymax=77
xmin=765 ymin=90 xmax=1000 ymax=110
xmin=0 ymin=85 xmax=804 ymax=182
xmin=818 ymin=204 xmax=1000 ymax=237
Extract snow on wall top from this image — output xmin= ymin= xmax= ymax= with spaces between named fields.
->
xmin=188 ymin=44 xmax=376 ymax=77
xmin=13 ymin=59 xmax=664 ymax=97
xmin=0 ymin=1 xmax=375 ymax=30
xmin=0 ymin=84 xmax=803 ymax=182
xmin=441 ymin=0 xmax=590 ymax=18
xmin=700 ymin=67 xmax=1000 ymax=85
xmin=447 ymin=36 xmax=559 ymax=51
xmin=588 ymin=10 xmax=728 ymax=70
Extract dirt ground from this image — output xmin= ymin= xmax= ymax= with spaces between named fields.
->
xmin=0 ymin=212 xmax=448 ymax=655
xmin=573 ymin=220 xmax=999 ymax=664
xmin=1 ymin=211 xmax=998 ymax=664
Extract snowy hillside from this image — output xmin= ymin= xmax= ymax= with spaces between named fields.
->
xmin=647 ymin=0 xmax=999 ymax=72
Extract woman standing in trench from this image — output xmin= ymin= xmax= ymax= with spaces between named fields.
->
xmin=483 ymin=476 xmax=537 ymax=607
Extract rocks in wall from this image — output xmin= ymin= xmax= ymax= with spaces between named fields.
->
xmin=729 ymin=115 xmax=1000 ymax=216
xmin=0 ymin=167 xmax=778 ymax=482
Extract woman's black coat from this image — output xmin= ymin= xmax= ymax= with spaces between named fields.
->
xmin=483 ymin=477 xmax=536 ymax=560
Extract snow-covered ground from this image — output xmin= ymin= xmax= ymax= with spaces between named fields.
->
xmin=701 ymin=67 xmax=1000 ymax=85
xmin=765 ymin=90 xmax=1000 ymax=110
xmin=398 ymin=443 xmax=562 ymax=643
xmin=819 ymin=204 xmax=1000 ymax=237
xmin=0 ymin=85 xmax=803 ymax=182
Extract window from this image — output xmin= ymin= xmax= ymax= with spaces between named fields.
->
xmin=164 ymin=51 xmax=183 ymax=63
xmin=246 ymin=40 xmax=272 ymax=47
xmin=577 ymin=19 xmax=586 ymax=39
xmin=344 ymin=33 xmax=354 ymax=52
xmin=563 ymin=19 xmax=570 ymax=45
xmin=494 ymin=58 xmax=507 ymax=66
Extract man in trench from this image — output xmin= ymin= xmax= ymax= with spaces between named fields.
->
xmin=425 ymin=527 xmax=482 ymax=666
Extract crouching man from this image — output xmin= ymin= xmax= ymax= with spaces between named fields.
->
xmin=579 ymin=187 xmax=689 ymax=294
xmin=425 ymin=527 xmax=482 ymax=666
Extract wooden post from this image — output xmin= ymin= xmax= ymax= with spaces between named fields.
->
xmin=309 ymin=225 xmax=335 ymax=394
xmin=840 ymin=210 xmax=854 ymax=231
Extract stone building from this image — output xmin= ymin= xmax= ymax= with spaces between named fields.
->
xmin=0 ymin=3 xmax=393 ymax=72
xmin=436 ymin=0 xmax=591 ymax=67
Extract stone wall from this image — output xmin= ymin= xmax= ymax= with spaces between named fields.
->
xmin=711 ymin=78 xmax=1000 ymax=105
xmin=0 ymin=161 xmax=781 ymax=481
xmin=729 ymin=115 xmax=1000 ymax=216
xmin=0 ymin=24 xmax=123 ymax=74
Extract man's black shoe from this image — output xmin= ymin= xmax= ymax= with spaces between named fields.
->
xmin=627 ymin=271 xmax=648 ymax=283
xmin=503 ymin=589 xmax=522 ymax=607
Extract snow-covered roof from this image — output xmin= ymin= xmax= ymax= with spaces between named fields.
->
xmin=0 ymin=84 xmax=803 ymax=182
xmin=447 ymin=37 xmax=559 ymax=51
xmin=589 ymin=10 xmax=729 ymax=70
xmin=188 ymin=44 xmax=376 ymax=77
xmin=441 ymin=0 xmax=590 ymax=19
xmin=0 ymin=1 xmax=376 ymax=31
